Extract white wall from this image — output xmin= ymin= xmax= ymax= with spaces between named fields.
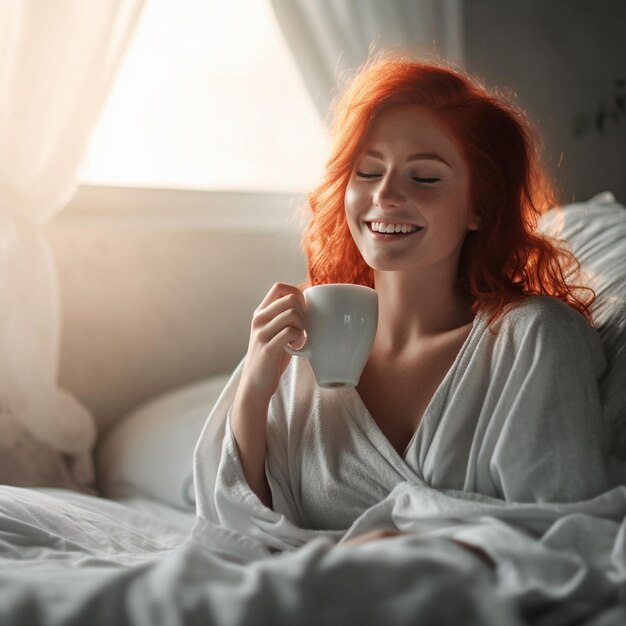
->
xmin=48 ymin=187 xmax=307 ymax=434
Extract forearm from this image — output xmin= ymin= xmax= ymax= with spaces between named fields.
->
xmin=227 ymin=282 xmax=305 ymax=509
xmin=230 ymin=388 xmax=273 ymax=508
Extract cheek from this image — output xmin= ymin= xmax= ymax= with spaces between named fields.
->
xmin=344 ymin=185 xmax=360 ymax=217
xmin=343 ymin=185 xmax=365 ymax=243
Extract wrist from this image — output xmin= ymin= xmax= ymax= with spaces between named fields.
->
xmin=231 ymin=379 xmax=272 ymax=432
xmin=236 ymin=378 xmax=272 ymax=412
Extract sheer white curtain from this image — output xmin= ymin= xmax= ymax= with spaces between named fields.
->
xmin=0 ymin=0 xmax=144 ymax=486
xmin=269 ymin=0 xmax=464 ymax=117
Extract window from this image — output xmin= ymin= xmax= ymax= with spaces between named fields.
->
xmin=77 ymin=0 xmax=329 ymax=194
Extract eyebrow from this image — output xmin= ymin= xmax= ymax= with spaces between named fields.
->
xmin=363 ymin=149 xmax=451 ymax=167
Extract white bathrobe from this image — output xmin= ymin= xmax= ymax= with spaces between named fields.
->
xmin=193 ymin=295 xmax=611 ymax=555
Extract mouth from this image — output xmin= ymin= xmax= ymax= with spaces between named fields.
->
xmin=366 ymin=221 xmax=423 ymax=236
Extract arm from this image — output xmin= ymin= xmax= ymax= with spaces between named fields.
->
xmin=487 ymin=299 xmax=610 ymax=503
xmin=230 ymin=282 xmax=306 ymax=508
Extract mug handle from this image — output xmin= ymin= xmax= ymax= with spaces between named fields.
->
xmin=284 ymin=334 xmax=311 ymax=357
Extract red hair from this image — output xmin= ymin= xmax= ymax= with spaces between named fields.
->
xmin=302 ymin=55 xmax=594 ymax=321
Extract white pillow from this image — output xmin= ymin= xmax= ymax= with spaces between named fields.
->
xmin=540 ymin=192 xmax=626 ymax=457
xmin=96 ymin=374 xmax=230 ymax=510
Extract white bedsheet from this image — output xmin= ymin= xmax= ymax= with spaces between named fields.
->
xmin=2 ymin=483 xmax=626 ymax=625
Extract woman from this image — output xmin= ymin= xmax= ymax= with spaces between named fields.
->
xmin=193 ymin=55 xmax=610 ymax=551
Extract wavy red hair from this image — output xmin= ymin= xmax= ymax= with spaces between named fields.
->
xmin=302 ymin=55 xmax=594 ymax=321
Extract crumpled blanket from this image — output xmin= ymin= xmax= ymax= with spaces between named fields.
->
xmin=3 ymin=484 xmax=626 ymax=625
xmin=194 ymin=476 xmax=626 ymax=625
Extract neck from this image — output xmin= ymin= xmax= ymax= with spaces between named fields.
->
xmin=373 ymin=267 xmax=474 ymax=352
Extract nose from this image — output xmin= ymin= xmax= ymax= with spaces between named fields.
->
xmin=373 ymin=172 xmax=405 ymax=208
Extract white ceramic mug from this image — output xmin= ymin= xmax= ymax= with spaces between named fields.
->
xmin=285 ymin=284 xmax=378 ymax=389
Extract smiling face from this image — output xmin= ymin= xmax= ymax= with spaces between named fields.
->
xmin=344 ymin=105 xmax=479 ymax=280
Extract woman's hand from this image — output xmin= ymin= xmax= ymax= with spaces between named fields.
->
xmin=343 ymin=529 xmax=407 ymax=545
xmin=238 ymin=282 xmax=307 ymax=405
xmin=449 ymin=539 xmax=495 ymax=568
xmin=230 ymin=283 xmax=306 ymax=508
xmin=343 ymin=529 xmax=495 ymax=568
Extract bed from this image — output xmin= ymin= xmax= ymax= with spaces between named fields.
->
xmin=1 ymin=192 xmax=626 ymax=625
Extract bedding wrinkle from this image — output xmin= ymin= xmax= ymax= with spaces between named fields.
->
xmin=0 ymin=488 xmax=189 ymax=570
xmin=7 ymin=482 xmax=626 ymax=626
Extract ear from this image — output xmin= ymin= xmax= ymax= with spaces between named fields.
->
xmin=467 ymin=211 xmax=481 ymax=231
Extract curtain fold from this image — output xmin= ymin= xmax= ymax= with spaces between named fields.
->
xmin=0 ymin=0 xmax=144 ymax=487
xmin=269 ymin=0 xmax=464 ymax=117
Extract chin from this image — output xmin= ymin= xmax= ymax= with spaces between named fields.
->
xmin=360 ymin=250 xmax=409 ymax=272
xmin=365 ymin=259 xmax=412 ymax=275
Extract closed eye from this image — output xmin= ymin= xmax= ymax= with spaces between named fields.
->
xmin=355 ymin=171 xmax=381 ymax=179
xmin=412 ymin=177 xmax=440 ymax=184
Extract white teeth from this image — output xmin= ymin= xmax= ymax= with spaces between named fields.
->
xmin=370 ymin=222 xmax=419 ymax=234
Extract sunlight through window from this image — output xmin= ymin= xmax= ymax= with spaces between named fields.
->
xmin=78 ymin=0 xmax=329 ymax=193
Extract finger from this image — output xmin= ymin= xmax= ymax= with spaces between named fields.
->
xmin=253 ymin=293 xmax=306 ymax=330
xmin=267 ymin=325 xmax=307 ymax=353
xmin=256 ymin=307 xmax=305 ymax=344
xmin=257 ymin=283 xmax=305 ymax=311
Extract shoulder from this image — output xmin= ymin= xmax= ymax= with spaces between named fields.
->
xmin=488 ymin=295 xmax=605 ymax=369
xmin=492 ymin=295 xmax=593 ymax=336
xmin=499 ymin=294 xmax=585 ymax=324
